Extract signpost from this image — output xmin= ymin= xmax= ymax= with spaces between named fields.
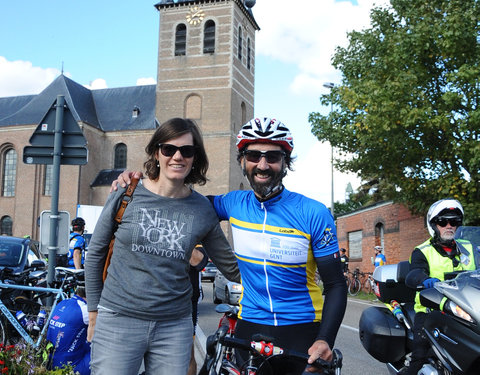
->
xmin=23 ymin=95 xmax=87 ymax=305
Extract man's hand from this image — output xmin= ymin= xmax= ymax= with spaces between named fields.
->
xmin=305 ymin=339 xmax=332 ymax=373
xmin=110 ymin=170 xmax=143 ymax=192
xmin=87 ymin=311 xmax=98 ymax=342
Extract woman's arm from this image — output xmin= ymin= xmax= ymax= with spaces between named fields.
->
xmin=85 ymin=188 xmax=125 ymax=312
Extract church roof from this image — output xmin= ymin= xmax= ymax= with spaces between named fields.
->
xmin=0 ymin=75 xmax=157 ymax=132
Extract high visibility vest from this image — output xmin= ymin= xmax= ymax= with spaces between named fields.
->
xmin=413 ymin=239 xmax=475 ymax=313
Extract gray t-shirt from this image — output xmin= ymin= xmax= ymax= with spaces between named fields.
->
xmin=85 ymin=182 xmax=240 ymax=321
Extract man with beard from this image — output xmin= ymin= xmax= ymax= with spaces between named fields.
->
xmin=404 ymin=198 xmax=475 ymax=375
xmin=113 ymin=117 xmax=347 ymax=374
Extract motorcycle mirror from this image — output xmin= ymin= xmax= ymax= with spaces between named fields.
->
xmin=419 ymin=287 xmax=444 ymax=310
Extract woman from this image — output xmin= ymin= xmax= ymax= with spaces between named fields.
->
xmin=85 ymin=118 xmax=240 ymax=375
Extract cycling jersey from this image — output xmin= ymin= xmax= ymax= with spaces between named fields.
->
xmin=374 ymin=253 xmax=386 ymax=268
xmin=68 ymin=233 xmax=86 ymax=267
xmin=47 ymin=294 xmax=90 ymax=375
xmin=212 ymin=188 xmax=339 ymax=326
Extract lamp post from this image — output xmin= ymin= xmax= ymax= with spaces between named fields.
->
xmin=323 ymin=82 xmax=335 ymax=217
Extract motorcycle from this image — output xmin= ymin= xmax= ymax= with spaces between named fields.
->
xmin=358 ymin=226 xmax=480 ymax=375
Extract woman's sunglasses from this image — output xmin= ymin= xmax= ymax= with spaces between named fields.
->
xmin=243 ymin=150 xmax=285 ymax=164
xmin=434 ymin=217 xmax=462 ymax=227
xmin=158 ymin=144 xmax=196 ymax=158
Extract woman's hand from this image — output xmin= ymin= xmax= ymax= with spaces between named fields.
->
xmin=87 ymin=311 xmax=98 ymax=342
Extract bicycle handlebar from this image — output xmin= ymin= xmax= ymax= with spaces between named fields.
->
xmin=220 ymin=336 xmax=342 ymax=374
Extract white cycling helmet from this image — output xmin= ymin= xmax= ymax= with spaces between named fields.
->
xmin=236 ymin=117 xmax=294 ymax=153
xmin=426 ymin=198 xmax=464 ymax=237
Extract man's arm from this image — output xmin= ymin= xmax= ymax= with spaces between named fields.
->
xmin=73 ymin=248 xmax=82 ymax=269
xmin=405 ymin=248 xmax=430 ymax=289
xmin=306 ymin=253 xmax=347 ymax=371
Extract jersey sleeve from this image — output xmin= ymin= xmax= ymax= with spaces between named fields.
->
xmin=212 ymin=192 xmax=234 ymax=221
xmin=308 ymin=202 xmax=339 ymax=257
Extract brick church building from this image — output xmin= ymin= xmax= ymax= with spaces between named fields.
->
xmin=0 ymin=0 xmax=259 ymax=238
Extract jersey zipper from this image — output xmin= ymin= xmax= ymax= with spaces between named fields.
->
xmin=260 ymin=202 xmax=277 ymax=325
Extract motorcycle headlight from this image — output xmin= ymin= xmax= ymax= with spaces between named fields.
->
xmin=445 ymin=300 xmax=474 ymax=323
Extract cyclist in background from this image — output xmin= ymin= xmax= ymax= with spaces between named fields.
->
xmin=373 ymin=245 xmax=386 ymax=268
xmin=113 ymin=117 xmax=347 ymax=374
xmin=46 ymin=286 xmax=90 ymax=375
xmin=69 ymin=217 xmax=86 ymax=269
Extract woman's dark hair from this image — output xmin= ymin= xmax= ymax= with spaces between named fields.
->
xmin=144 ymin=118 xmax=209 ymax=185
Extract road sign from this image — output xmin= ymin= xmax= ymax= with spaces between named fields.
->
xmin=29 ymin=100 xmax=86 ymax=147
xmin=39 ymin=210 xmax=70 ymax=255
xmin=22 ymin=97 xmax=88 ymax=165
xmin=23 ymin=145 xmax=88 ymax=165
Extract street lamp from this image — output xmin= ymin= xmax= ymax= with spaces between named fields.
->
xmin=323 ymin=82 xmax=335 ymax=217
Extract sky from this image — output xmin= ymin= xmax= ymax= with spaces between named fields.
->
xmin=0 ymin=0 xmax=389 ymax=206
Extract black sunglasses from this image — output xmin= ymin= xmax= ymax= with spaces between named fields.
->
xmin=243 ymin=150 xmax=285 ymax=164
xmin=434 ymin=217 xmax=462 ymax=227
xmin=158 ymin=144 xmax=196 ymax=158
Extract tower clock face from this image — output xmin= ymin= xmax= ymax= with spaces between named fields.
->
xmin=186 ymin=6 xmax=205 ymax=26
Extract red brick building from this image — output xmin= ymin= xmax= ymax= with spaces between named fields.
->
xmin=336 ymin=201 xmax=429 ymax=273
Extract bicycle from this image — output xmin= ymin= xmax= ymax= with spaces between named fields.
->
xmin=347 ymin=268 xmax=361 ymax=296
xmin=362 ymin=272 xmax=376 ymax=294
xmin=0 ymin=267 xmax=82 ymax=347
xmin=199 ymin=304 xmax=343 ymax=375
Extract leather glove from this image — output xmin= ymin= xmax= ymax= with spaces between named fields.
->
xmin=422 ymin=277 xmax=440 ymax=289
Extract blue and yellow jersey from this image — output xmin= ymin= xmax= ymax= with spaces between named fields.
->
xmin=213 ymin=188 xmax=339 ymax=326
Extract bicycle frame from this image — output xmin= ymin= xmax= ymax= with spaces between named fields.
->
xmin=0 ymin=282 xmax=65 ymax=347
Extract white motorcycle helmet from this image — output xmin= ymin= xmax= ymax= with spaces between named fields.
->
xmin=426 ymin=198 xmax=464 ymax=238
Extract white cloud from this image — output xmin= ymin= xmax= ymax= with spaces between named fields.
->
xmin=85 ymin=78 xmax=108 ymax=90
xmin=0 ymin=57 xmax=61 ymax=97
xmin=136 ymin=77 xmax=156 ymax=86
xmin=254 ymin=0 xmax=389 ymax=94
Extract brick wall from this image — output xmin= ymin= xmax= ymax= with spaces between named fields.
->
xmin=337 ymin=201 xmax=429 ymax=272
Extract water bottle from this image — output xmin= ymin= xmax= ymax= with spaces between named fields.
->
xmin=390 ymin=300 xmax=405 ymax=323
xmin=16 ymin=310 xmax=28 ymax=327
xmin=36 ymin=309 xmax=47 ymax=329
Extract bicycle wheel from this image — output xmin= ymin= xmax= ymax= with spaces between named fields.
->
xmin=348 ymin=278 xmax=361 ymax=296
xmin=364 ymin=278 xmax=373 ymax=294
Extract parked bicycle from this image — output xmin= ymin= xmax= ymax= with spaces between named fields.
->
xmin=199 ymin=304 xmax=343 ymax=375
xmin=346 ymin=268 xmax=361 ymax=296
xmin=362 ymin=272 xmax=376 ymax=294
xmin=0 ymin=266 xmax=82 ymax=347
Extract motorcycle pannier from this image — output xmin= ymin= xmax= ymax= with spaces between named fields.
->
xmin=359 ymin=306 xmax=407 ymax=363
xmin=373 ymin=261 xmax=415 ymax=303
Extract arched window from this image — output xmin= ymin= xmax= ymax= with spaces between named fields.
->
xmin=2 ymin=148 xmax=16 ymax=197
xmin=175 ymin=24 xmax=187 ymax=56
xmin=203 ymin=20 xmax=215 ymax=54
xmin=0 ymin=216 xmax=12 ymax=236
xmin=238 ymin=26 xmax=243 ymax=60
xmin=375 ymin=222 xmax=385 ymax=249
xmin=114 ymin=143 xmax=127 ymax=169
xmin=247 ymin=38 xmax=251 ymax=70
xmin=44 ymin=164 xmax=53 ymax=196
xmin=185 ymin=94 xmax=202 ymax=120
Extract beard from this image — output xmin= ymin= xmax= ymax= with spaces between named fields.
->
xmin=246 ymin=166 xmax=284 ymax=198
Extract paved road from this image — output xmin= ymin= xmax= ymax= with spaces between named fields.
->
xmin=194 ymin=282 xmax=389 ymax=374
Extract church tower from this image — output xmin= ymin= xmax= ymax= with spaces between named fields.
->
xmin=154 ymin=0 xmax=259 ymax=195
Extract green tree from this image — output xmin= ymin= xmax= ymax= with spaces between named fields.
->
xmin=309 ymin=0 xmax=480 ymax=224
